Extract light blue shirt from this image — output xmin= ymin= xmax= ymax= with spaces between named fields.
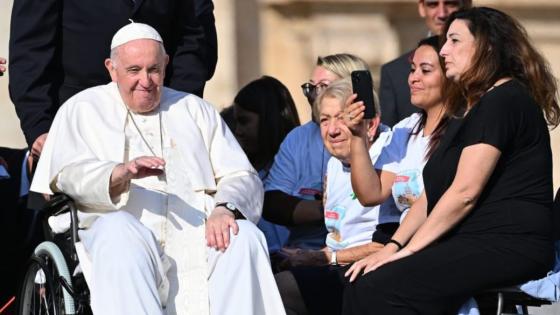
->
xmin=257 ymin=169 xmax=290 ymax=253
xmin=519 ymin=240 xmax=560 ymax=302
xmin=264 ymin=121 xmax=331 ymax=249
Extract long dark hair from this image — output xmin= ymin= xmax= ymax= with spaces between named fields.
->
xmin=409 ymin=36 xmax=450 ymax=159
xmin=442 ymin=7 xmax=560 ymax=127
xmin=234 ymin=75 xmax=301 ymax=172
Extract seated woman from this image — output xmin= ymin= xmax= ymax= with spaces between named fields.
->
xmin=343 ymin=7 xmax=559 ymax=314
xmin=263 ymin=54 xmax=373 ymax=251
xmin=230 ymin=75 xmax=301 ymax=253
xmin=345 ymin=35 xmax=447 ymax=224
xmin=276 ymin=79 xmax=401 ymax=315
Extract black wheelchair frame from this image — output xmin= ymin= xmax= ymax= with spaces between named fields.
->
xmin=18 ymin=194 xmax=91 ymax=315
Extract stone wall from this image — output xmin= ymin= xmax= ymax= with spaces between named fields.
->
xmin=1 ymin=0 xmax=559 ymax=189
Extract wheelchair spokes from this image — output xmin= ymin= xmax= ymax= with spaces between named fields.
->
xmin=20 ymin=256 xmax=65 ymax=315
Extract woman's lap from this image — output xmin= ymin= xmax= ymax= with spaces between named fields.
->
xmin=343 ymin=234 xmax=552 ymax=315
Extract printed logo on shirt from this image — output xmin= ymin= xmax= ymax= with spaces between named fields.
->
xmin=299 ymin=188 xmax=323 ymax=200
xmin=325 ymin=210 xmax=339 ymax=220
xmin=392 ymin=169 xmax=423 ymax=212
xmin=299 ymin=188 xmax=322 ymax=197
xmin=325 ymin=205 xmax=346 ymax=243
xmin=395 ymin=175 xmax=410 ymax=183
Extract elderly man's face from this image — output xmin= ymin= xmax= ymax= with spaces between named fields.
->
xmin=105 ymin=39 xmax=169 ymax=113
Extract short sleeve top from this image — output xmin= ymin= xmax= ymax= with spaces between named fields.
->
xmin=375 ymin=113 xmax=430 ymax=212
xmin=263 ymin=121 xmax=331 ymax=249
xmin=423 ymin=80 xmax=553 ymax=235
xmin=264 ymin=121 xmax=331 ymax=198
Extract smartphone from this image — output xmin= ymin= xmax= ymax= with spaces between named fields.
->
xmin=351 ymin=70 xmax=376 ymax=119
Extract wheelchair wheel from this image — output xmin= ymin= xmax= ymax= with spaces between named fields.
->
xmin=19 ymin=241 xmax=76 ymax=315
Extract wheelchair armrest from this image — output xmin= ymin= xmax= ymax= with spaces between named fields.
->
xmin=43 ymin=194 xmax=74 ymax=216
xmin=42 ymin=194 xmax=81 ymax=250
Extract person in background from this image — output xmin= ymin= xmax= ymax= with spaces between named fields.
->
xmin=231 ymin=75 xmax=301 ymax=254
xmin=0 ymin=147 xmax=32 ymax=312
xmin=0 ymin=57 xmax=6 ymax=75
xmin=193 ymin=0 xmax=218 ymax=80
xmin=220 ymin=103 xmax=236 ymax=132
xmin=343 ymin=7 xmax=559 ymax=314
xmin=379 ymin=0 xmax=471 ymax=127
xmin=9 ymin=0 xmax=216 ymax=163
xmin=262 ymin=54 xmax=368 ymax=251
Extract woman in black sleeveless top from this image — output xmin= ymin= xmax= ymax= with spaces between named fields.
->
xmin=342 ymin=7 xmax=560 ymax=314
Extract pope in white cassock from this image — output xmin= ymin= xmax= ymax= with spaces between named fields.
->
xmin=30 ymin=22 xmax=285 ymax=315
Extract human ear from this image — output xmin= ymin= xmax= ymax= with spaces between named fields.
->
xmin=367 ymin=116 xmax=381 ymax=141
xmin=104 ymin=58 xmax=118 ymax=82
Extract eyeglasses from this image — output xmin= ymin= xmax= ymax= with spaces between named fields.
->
xmin=301 ymin=82 xmax=329 ymax=99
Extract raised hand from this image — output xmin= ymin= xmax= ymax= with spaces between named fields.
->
xmin=343 ymin=93 xmax=368 ymax=137
xmin=110 ymin=156 xmax=165 ymax=197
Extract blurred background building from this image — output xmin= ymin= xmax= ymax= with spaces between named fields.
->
xmin=1 ymin=0 xmax=559 ymax=190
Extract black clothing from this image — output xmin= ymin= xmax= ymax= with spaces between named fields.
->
xmin=9 ymin=0 xmax=216 ymax=147
xmin=292 ymin=265 xmax=346 ymax=315
xmin=343 ymin=234 xmax=550 ymax=315
xmin=194 ymin=0 xmax=218 ymax=79
xmin=0 ymin=148 xmax=28 ymax=304
xmin=292 ymin=226 xmax=397 ymax=315
xmin=343 ymin=80 xmax=554 ymax=314
xmin=379 ymin=51 xmax=420 ymax=127
xmin=424 ymin=80 xmax=553 ymax=238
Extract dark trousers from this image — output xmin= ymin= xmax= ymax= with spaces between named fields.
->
xmin=342 ymin=234 xmax=552 ymax=315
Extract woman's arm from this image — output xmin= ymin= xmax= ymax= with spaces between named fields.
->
xmin=350 ymin=135 xmax=395 ymax=206
xmin=345 ymin=98 xmax=395 ymax=206
xmin=263 ymin=191 xmax=323 ymax=225
xmin=335 ymin=241 xmax=385 ymax=265
xmin=345 ymin=192 xmax=428 ymax=280
xmin=405 ymin=143 xmax=500 ymax=252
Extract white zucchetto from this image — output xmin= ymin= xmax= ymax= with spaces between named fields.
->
xmin=110 ymin=21 xmax=163 ymax=50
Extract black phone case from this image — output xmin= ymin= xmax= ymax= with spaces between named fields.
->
xmin=351 ymin=70 xmax=375 ymax=119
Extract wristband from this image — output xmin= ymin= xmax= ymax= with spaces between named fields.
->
xmin=388 ymin=239 xmax=404 ymax=250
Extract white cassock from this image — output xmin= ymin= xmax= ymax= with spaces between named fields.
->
xmin=31 ymin=82 xmax=286 ymax=315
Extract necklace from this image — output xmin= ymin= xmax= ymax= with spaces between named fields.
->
xmin=126 ymin=107 xmax=169 ymax=250
xmin=126 ymin=108 xmax=163 ymax=158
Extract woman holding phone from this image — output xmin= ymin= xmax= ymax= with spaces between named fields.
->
xmin=344 ymin=35 xmax=448 ymax=227
xmin=343 ymin=7 xmax=559 ymax=314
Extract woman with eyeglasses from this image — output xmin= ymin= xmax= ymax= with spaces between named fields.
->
xmin=273 ymin=63 xmax=402 ymax=315
xmin=262 ymin=54 xmax=373 ymax=253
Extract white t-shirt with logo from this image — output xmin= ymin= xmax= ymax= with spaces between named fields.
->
xmin=324 ymin=125 xmax=401 ymax=251
xmin=375 ymin=113 xmax=429 ymax=217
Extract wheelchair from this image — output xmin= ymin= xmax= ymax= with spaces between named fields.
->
xmin=18 ymin=194 xmax=91 ymax=315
